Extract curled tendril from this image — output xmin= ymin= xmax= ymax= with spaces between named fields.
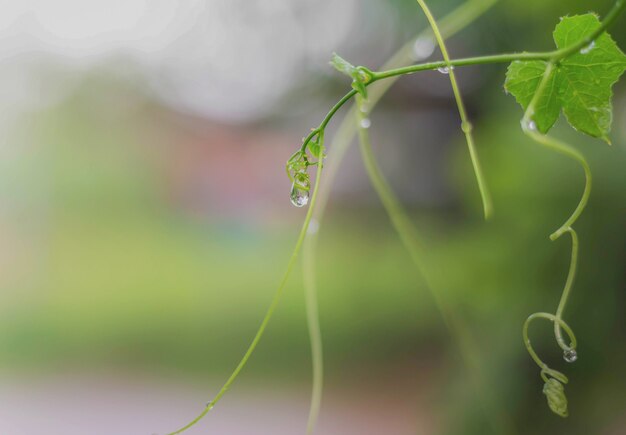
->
xmin=520 ymin=58 xmax=590 ymax=416
xmin=523 ymin=312 xmax=577 ymax=417
xmin=287 ymin=130 xmax=325 ymax=207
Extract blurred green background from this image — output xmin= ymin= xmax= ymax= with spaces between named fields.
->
xmin=0 ymin=0 xmax=624 ymax=434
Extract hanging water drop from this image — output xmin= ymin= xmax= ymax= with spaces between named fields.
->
xmin=580 ymin=41 xmax=595 ymax=54
xmin=437 ymin=66 xmax=453 ymax=74
xmin=290 ymin=183 xmax=309 ymax=207
xmin=563 ymin=348 xmax=578 ymax=363
xmin=360 ymin=118 xmax=371 ymax=129
xmin=412 ymin=37 xmax=435 ymax=61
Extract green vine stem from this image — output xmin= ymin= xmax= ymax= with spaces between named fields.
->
xmin=554 ymin=229 xmax=579 ymax=350
xmin=164 ymin=155 xmax=325 ymax=435
xmin=301 ymin=1 xmax=501 ymax=433
xmin=522 ymin=312 xmax=577 ymax=417
xmin=163 ymin=0 xmax=626 ymax=432
xmin=414 ymin=0 xmax=493 ymax=219
xmin=355 ymin=94 xmax=515 ymax=435
xmin=298 ymin=0 xmax=626 ymax=156
xmin=518 ymin=53 xmax=586 ymax=415
xmin=302 ymin=220 xmax=323 ymax=435
xmin=520 ymin=63 xmax=592 ymax=242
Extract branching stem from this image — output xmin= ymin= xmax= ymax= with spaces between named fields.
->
xmin=164 ymin=155 xmax=325 ymax=435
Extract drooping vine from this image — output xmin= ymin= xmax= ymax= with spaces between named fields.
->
xmin=162 ymin=1 xmax=626 ymax=433
xmin=504 ymin=11 xmax=626 ymax=415
xmin=302 ymin=1 xmax=502 ymax=434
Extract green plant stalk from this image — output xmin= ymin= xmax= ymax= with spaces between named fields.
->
xmin=164 ymin=160 xmax=325 ymax=435
xmin=519 ymin=53 xmax=588 ymax=418
xmin=523 ymin=312 xmax=577 ymax=380
xmin=524 ymin=129 xmax=591 ymax=241
xmin=414 ymin=0 xmax=493 ymax=219
xmin=303 ymin=224 xmax=323 ymax=435
xmin=355 ymin=96 xmax=514 ymax=435
xmin=521 ymin=61 xmax=587 ymax=348
xmin=301 ymin=1 xmax=501 ymax=433
xmin=164 ymin=0 xmax=624 ymax=432
xmin=520 ymin=66 xmax=592 ymax=242
xmin=554 ymin=229 xmax=579 ymax=349
xmin=299 ymin=0 xmax=626 ymax=153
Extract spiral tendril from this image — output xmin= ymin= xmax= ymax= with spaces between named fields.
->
xmin=518 ymin=59 xmax=591 ymax=416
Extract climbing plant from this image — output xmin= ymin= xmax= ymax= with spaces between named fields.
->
xmin=163 ymin=0 xmax=626 ymax=433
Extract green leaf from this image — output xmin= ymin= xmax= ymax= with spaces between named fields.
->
xmin=308 ymin=135 xmax=325 ymax=159
xmin=505 ymin=14 xmax=626 ymax=142
xmin=330 ymin=53 xmax=371 ymax=99
xmin=505 ymin=60 xmax=560 ymax=133
xmin=330 ymin=53 xmax=355 ymax=76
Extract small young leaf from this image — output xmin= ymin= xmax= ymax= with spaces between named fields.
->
xmin=330 ymin=53 xmax=356 ymax=76
xmin=330 ymin=53 xmax=371 ymax=99
xmin=505 ymin=14 xmax=626 ymax=142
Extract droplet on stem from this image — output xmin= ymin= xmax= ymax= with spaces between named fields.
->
xmin=563 ymin=348 xmax=578 ymax=363
xmin=360 ymin=118 xmax=371 ymax=129
xmin=437 ymin=66 xmax=454 ymax=74
xmin=521 ymin=118 xmax=537 ymax=132
xmin=580 ymin=40 xmax=595 ymax=54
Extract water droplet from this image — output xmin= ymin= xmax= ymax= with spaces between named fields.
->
xmin=360 ymin=118 xmax=371 ymax=129
xmin=580 ymin=41 xmax=595 ymax=54
xmin=437 ymin=66 xmax=454 ymax=74
xmin=521 ymin=118 xmax=537 ymax=132
xmin=290 ymin=183 xmax=310 ymax=207
xmin=461 ymin=121 xmax=473 ymax=133
xmin=563 ymin=348 xmax=578 ymax=363
xmin=412 ymin=37 xmax=435 ymax=61
xmin=360 ymin=104 xmax=369 ymax=114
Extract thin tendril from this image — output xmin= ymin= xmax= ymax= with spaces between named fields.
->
xmin=164 ymin=0 xmax=625 ymax=432
xmin=519 ymin=56 xmax=588 ymax=416
xmin=303 ymin=222 xmax=323 ymax=435
xmin=355 ymin=94 xmax=515 ymax=435
xmin=299 ymin=0 xmax=626 ymax=153
xmin=302 ymin=1 xmax=507 ymax=434
xmin=164 ymin=156 xmax=325 ymax=435
xmin=523 ymin=312 xmax=576 ymax=377
xmin=554 ymin=228 xmax=579 ymax=349
xmin=414 ymin=0 xmax=493 ymax=219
